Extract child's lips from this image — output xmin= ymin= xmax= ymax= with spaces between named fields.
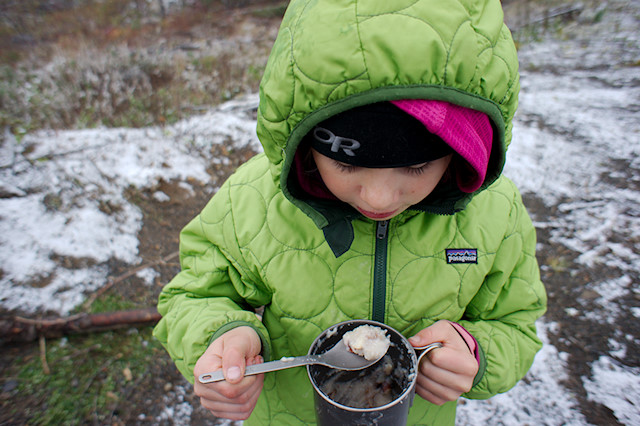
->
xmin=357 ymin=207 xmax=398 ymax=220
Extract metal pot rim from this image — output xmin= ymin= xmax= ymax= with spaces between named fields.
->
xmin=306 ymin=319 xmax=419 ymax=413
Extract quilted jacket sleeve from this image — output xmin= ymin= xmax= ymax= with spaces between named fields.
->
xmin=459 ymin=181 xmax=547 ymax=399
xmin=153 ymin=172 xmax=273 ymax=384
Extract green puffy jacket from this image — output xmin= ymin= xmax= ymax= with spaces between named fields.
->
xmin=154 ymin=0 xmax=547 ymax=424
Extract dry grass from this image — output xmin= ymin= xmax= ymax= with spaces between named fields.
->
xmin=0 ymin=0 xmax=284 ymax=134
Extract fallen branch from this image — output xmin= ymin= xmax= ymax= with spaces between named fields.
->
xmin=0 ymin=308 xmax=161 ymax=343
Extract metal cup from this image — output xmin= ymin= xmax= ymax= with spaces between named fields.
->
xmin=307 ymin=319 xmax=418 ymax=426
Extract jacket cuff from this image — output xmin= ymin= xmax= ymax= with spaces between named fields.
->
xmin=448 ymin=321 xmax=478 ymax=362
xmin=208 ymin=320 xmax=272 ymax=362
xmin=473 ymin=342 xmax=487 ymax=388
xmin=448 ymin=321 xmax=485 ymax=387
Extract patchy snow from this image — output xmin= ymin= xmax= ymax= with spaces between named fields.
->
xmin=581 ymin=275 xmax=633 ymax=325
xmin=457 ymin=321 xmax=588 ymax=425
xmin=1 ymin=1 xmax=639 ymax=424
xmin=509 ymin=68 xmax=640 ymax=274
xmin=583 ymin=356 xmax=640 ymax=425
xmin=0 ymin=96 xmax=260 ymax=314
xmin=156 ymin=384 xmax=194 ymax=423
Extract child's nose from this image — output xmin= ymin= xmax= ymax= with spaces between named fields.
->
xmin=360 ymin=174 xmax=399 ymax=210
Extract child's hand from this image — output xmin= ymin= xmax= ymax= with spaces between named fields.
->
xmin=193 ymin=326 xmax=264 ymax=420
xmin=409 ymin=320 xmax=479 ymax=405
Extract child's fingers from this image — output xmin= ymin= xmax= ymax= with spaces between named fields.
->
xmin=418 ymin=356 xmax=474 ymax=394
xmin=409 ymin=321 xmax=478 ymax=405
xmin=409 ymin=320 xmax=463 ymax=348
xmin=199 ymin=374 xmax=264 ymax=420
xmin=196 ymin=355 xmax=264 ymax=419
xmin=221 ymin=346 xmax=250 ymax=383
xmin=414 ymin=372 xmax=460 ymax=405
xmin=196 ymin=370 xmax=264 ymax=403
xmin=427 ymin=346 xmax=478 ymax=376
xmin=220 ymin=327 xmax=263 ymax=384
xmin=409 ymin=320 xmax=477 ymax=375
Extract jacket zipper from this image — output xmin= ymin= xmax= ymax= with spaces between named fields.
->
xmin=372 ymin=220 xmax=389 ymax=323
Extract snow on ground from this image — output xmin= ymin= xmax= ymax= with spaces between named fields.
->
xmin=1 ymin=1 xmax=639 ymax=424
xmin=511 ymin=69 xmax=640 ymax=272
xmin=583 ymin=356 xmax=640 ymax=425
xmin=457 ymin=64 xmax=640 ymax=420
xmin=457 ymin=321 xmax=588 ymax=426
xmin=0 ymin=97 xmax=261 ymax=314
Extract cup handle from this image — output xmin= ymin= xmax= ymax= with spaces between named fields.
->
xmin=414 ymin=342 xmax=443 ymax=365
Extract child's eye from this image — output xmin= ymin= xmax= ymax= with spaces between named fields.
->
xmin=333 ymin=161 xmax=357 ymax=173
xmin=405 ymin=162 xmax=430 ymax=176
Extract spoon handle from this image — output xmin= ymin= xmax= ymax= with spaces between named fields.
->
xmin=198 ymin=355 xmax=317 ymax=383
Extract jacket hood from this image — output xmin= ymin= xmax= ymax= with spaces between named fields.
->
xmin=256 ymin=0 xmax=519 ymax=236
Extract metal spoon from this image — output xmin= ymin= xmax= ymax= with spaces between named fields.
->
xmin=198 ymin=341 xmax=385 ymax=384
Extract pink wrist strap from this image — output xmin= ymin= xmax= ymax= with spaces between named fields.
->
xmin=449 ymin=321 xmax=480 ymax=365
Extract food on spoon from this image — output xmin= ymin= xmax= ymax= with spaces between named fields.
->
xmin=342 ymin=325 xmax=391 ymax=361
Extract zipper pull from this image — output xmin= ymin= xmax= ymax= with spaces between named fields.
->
xmin=376 ymin=220 xmax=389 ymax=239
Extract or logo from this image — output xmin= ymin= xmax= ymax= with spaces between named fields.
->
xmin=313 ymin=127 xmax=361 ymax=156
xmin=446 ymin=249 xmax=478 ymax=264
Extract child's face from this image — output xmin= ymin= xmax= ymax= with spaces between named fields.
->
xmin=312 ymin=149 xmax=453 ymax=221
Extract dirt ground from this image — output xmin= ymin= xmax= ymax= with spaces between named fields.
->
xmin=0 ymin=2 xmax=276 ymax=424
xmin=1 ymin=1 xmax=638 ymax=425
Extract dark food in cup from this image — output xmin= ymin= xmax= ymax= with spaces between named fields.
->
xmin=318 ymin=353 xmax=408 ymax=409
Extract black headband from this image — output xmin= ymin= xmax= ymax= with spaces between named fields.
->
xmin=306 ymin=102 xmax=452 ymax=168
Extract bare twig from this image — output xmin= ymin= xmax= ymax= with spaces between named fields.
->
xmin=39 ymin=335 xmax=51 ymax=375
xmin=0 ymin=143 xmax=112 ymax=170
xmin=513 ymin=4 xmax=584 ymax=30
xmin=81 ymin=251 xmax=178 ymax=310
xmin=60 ymin=343 xmax=103 ymax=362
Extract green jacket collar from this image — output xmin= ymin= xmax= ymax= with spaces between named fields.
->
xmin=301 ymin=177 xmax=470 ymax=257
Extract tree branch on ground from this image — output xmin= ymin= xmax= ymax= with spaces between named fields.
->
xmin=0 ymin=308 xmax=161 ymax=343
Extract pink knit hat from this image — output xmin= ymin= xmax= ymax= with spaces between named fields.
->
xmin=391 ymin=100 xmax=493 ymax=193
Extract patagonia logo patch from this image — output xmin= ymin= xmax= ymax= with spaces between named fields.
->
xmin=446 ymin=249 xmax=478 ymax=264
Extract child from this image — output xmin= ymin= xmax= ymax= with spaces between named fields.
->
xmin=153 ymin=0 xmax=547 ymax=424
